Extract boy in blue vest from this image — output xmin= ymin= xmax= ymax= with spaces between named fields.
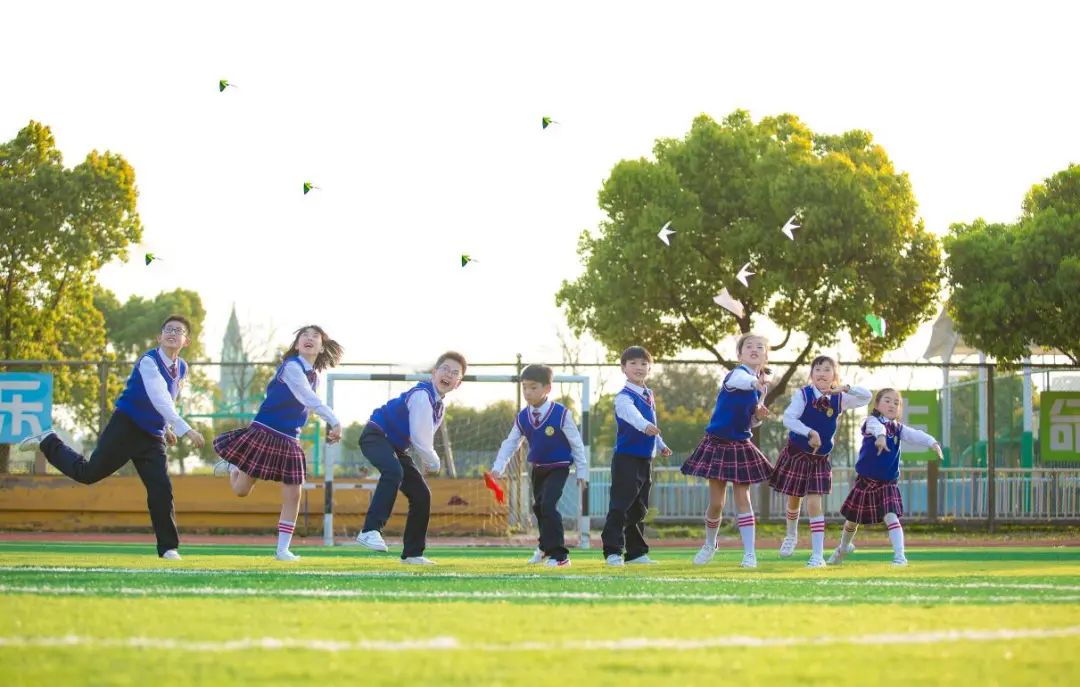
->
xmin=601 ymin=346 xmax=672 ymax=566
xmin=18 ymin=315 xmax=206 ymax=560
xmin=490 ymin=364 xmax=589 ymax=567
xmin=355 ymin=351 xmax=467 ymax=564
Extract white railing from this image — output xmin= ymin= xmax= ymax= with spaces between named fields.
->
xmin=574 ymin=466 xmax=1080 ymax=521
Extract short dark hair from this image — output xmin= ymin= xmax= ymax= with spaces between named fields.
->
xmin=161 ymin=314 xmax=192 ymax=335
xmin=520 ymin=364 xmax=553 ymax=386
xmin=435 ymin=351 xmax=467 ymax=374
xmin=620 ymin=346 xmax=653 ymax=366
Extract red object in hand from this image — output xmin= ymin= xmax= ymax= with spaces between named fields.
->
xmin=483 ymin=472 xmax=506 ymax=504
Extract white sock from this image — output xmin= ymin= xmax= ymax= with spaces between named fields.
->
xmin=840 ymin=521 xmax=858 ymax=549
xmin=736 ymin=512 xmax=755 ymax=556
xmin=277 ymin=520 xmax=295 ymax=552
xmin=809 ymin=515 xmax=825 ymax=559
xmin=884 ymin=512 xmax=904 ymax=558
xmin=704 ymin=515 xmax=721 ymax=548
xmin=785 ymin=508 xmax=800 ymax=539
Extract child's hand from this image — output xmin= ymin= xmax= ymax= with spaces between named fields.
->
xmin=754 ymin=405 xmax=770 ymax=420
xmin=875 ymin=435 xmax=888 ymax=455
xmin=326 ymin=425 xmax=342 ymax=444
xmin=754 ymin=380 xmax=768 ymax=393
xmin=660 ymin=446 xmax=673 ymax=458
xmin=490 ymin=468 xmax=504 ymax=479
xmin=644 ymin=423 xmax=661 ymax=436
xmin=832 ymin=384 xmax=851 ymax=395
xmin=577 ymin=477 xmax=588 ymax=488
xmin=932 ymin=443 xmax=944 ymax=460
xmin=807 ymin=430 xmax=822 ymax=451
xmin=164 ymin=428 xmax=177 ymax=447
xmin=184 ymin=429 xmax=205 ymax=449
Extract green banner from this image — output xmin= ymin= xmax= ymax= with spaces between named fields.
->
xmin=1040 ymin=392 xmax=1080 ymax=462
xmin=901 ymin=390 xmax=941 ymax=461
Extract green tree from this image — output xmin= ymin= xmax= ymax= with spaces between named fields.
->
xmin=946 ymin=164 xmax=1080 ymax=364
xmin=557 ymin=111 xmax=942 ymax=404
xmin=94 ymin=287 xmax=208 ymax=361
xmin=650 ymin=363 xmax=720 ymax=413
xmin=0 ymin=121 xmax=141 ymax=471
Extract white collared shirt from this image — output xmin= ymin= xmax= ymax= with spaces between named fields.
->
xmin=138 ymin=348 xmax=191 ymax=436
xmin=613 ymin=379 xmax=668 ymax=455
xmin=782 ymin=385 xmax=872 ymax=437
xmin=280 ymin=357 xmax=340 ymax=428
xmin=491 ymin=399 xmax=588 ymax=479
xmin=406 ymin=387 xmax=443 ymax=472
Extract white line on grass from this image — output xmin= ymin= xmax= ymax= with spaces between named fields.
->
xmin=1 ymin=583 xmax=1078 ymax=604
xmin=1 ymin=626 xmax=1078 ymax=653
xmin=1 ymin=565 xmax=1078 ymax=592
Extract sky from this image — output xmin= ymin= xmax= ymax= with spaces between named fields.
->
xmin=4 ymin=0 xmax=1080 ymax=380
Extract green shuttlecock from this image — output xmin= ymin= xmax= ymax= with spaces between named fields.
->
xmin=144 ymin=253 xmax=159 ymax=266
xmin=542 ymin=116 xmax=557 ymax=129
xmin=461 ymin=254 xmax=473 ymax=267
xmin=219 ymin=79 xmax=237 ymax=92
xmin=303 ymin=181 xmax=319 ymax=195
xmin=865 ymin=313 xmax=886 ymax=338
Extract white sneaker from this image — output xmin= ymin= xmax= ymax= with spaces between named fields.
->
xmin=740 ymin=552 xmax=758 ymax=568
xmin=892 ymin=555 xmax=909 ymax=566
xmin=605 ymin=554 xmax=625 ymax=567
xmin=779 ymin=535 xmax=797 ymax=558
xmin=400 ymin=556 xmax=436 ymax=565
xmin=806 ymin=555 xmax=827 ymax=568
xmin=161 ymin=549 xmax=181 ymax=561
xmin=544 ymin=558 xmax=571 ymax=568
xmin=213 ymin=459 xmax=236 ymax=477
xmin=692 ymin=544 xmax=716 ymax=565
xmin=625 ymin=554 xmax=658 ymax=565
xmin=827 ymin=542 xmax=856 ymax=565
xmin=275 ymin=550 xmax=300 ymax=561
xmin=17 ymin=430 xmax=55 ymax=454
xmin=355 ymin=530 xmax=388 ymax=552
xmin=527 ymin=548 xmax=546 ymax=564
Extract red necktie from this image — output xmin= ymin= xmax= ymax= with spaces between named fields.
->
xmin=532 ymin=410 xmax=541 ymax=425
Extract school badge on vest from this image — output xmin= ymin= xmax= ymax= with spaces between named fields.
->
xmin=544 ymin=426 xmax=556 ymax=436
xmin=826 ymin=408 xmax=834 ymax=417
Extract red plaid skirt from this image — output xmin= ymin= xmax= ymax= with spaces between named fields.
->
xmin=840 ymin=475 xmax=903 ymax=524
xmin=768 ymin=441 xmax=833 ymax=496
xmin=213 ymin=423 xmax=307 ymax=485
xmin=680 ymin=434 xmax=773 ymax=484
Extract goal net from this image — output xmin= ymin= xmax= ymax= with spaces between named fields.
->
xmin=316 ymin=372 xmax=592 ymax=547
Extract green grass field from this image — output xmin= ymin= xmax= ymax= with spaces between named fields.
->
xmin=1 ymin=542 xmax=1078 ymax=686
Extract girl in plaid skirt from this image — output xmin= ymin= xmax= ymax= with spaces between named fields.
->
xmin=769 ymin=356 xmax=871 ymax=567
xmin=213 ymin=326 xmax=344 ymax=561
xmin=831 ymin=388 xmax=942 ymax=566
xmin=681 ymin=334 xmax=773 ymax=568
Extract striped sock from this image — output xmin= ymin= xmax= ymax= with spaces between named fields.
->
xmin=785 ymin=508 xmax=800 ymax=539
xmin=809 ymin=516 xmax=826 ymax=559
xmin=704 ymin=515 xmax=721 ymax=548
xmin=277 ymin=520 xmax=295 ymax=553
xmin=840 ymin=521 xmax=858 ymax=549
xmin=736 ymin=512 xmax=756 ymax=555
xmin=884 ymin=512 xmax=904 ymax=558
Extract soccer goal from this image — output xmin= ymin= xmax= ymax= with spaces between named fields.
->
xmin=313 ymin=372 xmax=592 ymax=548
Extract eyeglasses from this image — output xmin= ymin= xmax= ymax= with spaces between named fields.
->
xmin=437 ymin=365 xmax=462 ymax=379
xmin=162 ymin=326 xmax=187 ymax=336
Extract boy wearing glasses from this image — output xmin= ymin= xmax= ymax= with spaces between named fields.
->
xmin=354 ymin=351 xmax=467 ymax=564
xmin=18 ymin=315 xmax=206 ymax=560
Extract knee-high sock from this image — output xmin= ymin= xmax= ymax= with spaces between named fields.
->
xmin=809 ymin=515 xmax=826 ymax=559
xmin=277 ymin=520 xmax=295 ymax=552
xmin=840 ymin=521 xmax=858 ymax=550
xmin=884 ymin=512 xmax=904 ymax=558
xmin=785 ymin=508 xmax=800 ymax=539
xmin=704 ymin=515 xmax=721 ymax=548
xmin=736 ymin=512 xmax=755 ymax=555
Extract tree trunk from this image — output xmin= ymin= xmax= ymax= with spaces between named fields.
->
xmin=0 ymin=443 xmax=10 ymax=473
